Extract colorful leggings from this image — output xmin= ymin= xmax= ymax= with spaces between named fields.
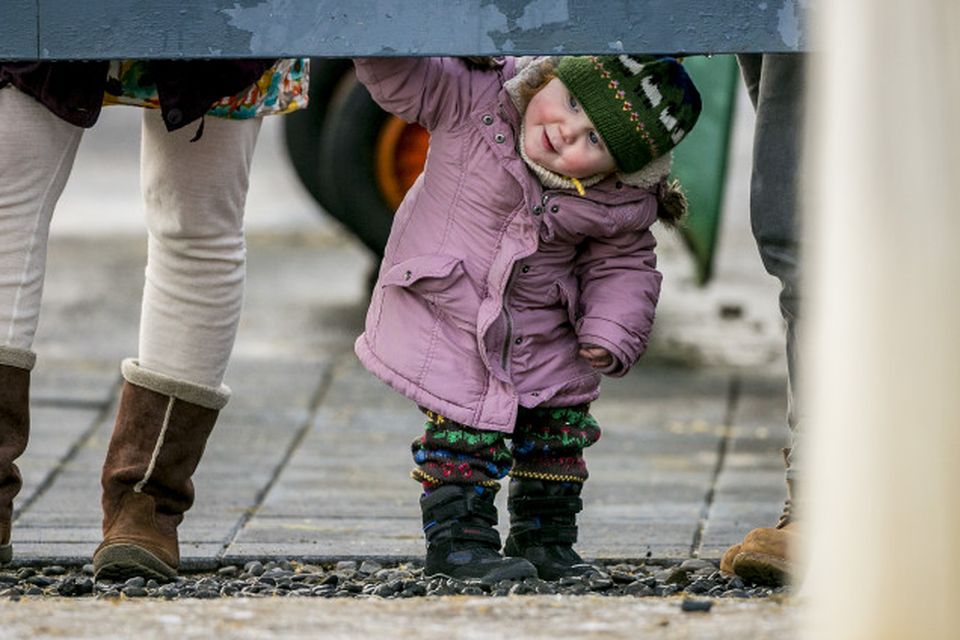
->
xmin=411 ymin=404 xmax=601 ymax=490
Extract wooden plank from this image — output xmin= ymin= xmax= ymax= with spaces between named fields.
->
xmin=33 ymin=0 xmax=810 ymax=60
xmin=0 ymin=0 xmax=37 ymax=60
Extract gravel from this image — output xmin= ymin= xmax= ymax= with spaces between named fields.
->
xmin=0 ymin=559 xmax=788 ymax=601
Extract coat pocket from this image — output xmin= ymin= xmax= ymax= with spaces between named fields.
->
xmin=382 ymin=254 xmax=482 ymax=331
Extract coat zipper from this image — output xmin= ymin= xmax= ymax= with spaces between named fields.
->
xmin=499 ymin=193 xmax=551 ymax=371
xmin=499 ymin=265 xmax=520 ymax=371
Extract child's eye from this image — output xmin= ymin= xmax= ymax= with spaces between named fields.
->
xmin=588 ymin=131 xmax=600 ymax=145
xmin=568 ymin=94 xmax=579 ymax=110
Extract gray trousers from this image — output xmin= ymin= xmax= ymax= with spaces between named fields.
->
xmin=736 ymin=54 xmax=805 ymax=479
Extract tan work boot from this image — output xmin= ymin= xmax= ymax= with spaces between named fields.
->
xmin=93 ymin=359 xmax=227 ymax=582
xmin=728 ymin=521 xmax=797 ymax=586
xmin=720 ymin=449 xmax=797 ymax=586
xmin=0 ymin=347 xmax=36 ymax=566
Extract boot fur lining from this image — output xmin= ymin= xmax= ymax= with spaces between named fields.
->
xmin=0 ymin=346 xmax=36 ymax=371
xmin=121 ymin=358 xmax=230 ymax=410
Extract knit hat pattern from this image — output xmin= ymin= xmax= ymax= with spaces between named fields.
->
xmin=555 ymin=55 xmax=702 ymax=173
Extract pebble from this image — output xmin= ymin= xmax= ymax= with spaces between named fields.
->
xmin=587 ymin=576 xmax=614 ymax=591
xmin=663 ymin=567 xmax=691 ymax=585
xmin=623 ymin=582 xmax=655 ymax=597
xmin=217 ymin=565 xmax=239 ymax=578
xmin=609 ymin=569 xmax=636 ymax=584
xmin=681 ymin=598 xmax=713 ymax=612
xmin=0 ymin=559 xmax=790 ymax=601
xmin=679 ymin=559 xmax=715 ymax=572
xmin=685 ymin=578 xmax=714 ymax=594
xmin=358 ymin=560 xmax=382 ymax=575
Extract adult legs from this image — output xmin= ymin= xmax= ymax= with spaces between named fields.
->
xmin=0 ymin=85 xmax=84 ymax=563
xmin=720 ymin=54 xmax=805 ymax=585
xmin=94 ymin=111 xmax=261 ymax=580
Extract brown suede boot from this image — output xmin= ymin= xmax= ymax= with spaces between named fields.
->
xmin=93 ymin=359 xmax=228 ymax=582
xmin=720 ymin=450 xmax=797 ymax=586
xmin=0 ymin=348 xmax=36 ymax=566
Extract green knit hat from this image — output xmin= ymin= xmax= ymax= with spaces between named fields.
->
xmin=555 ymin=55 xmax=702 ymax=173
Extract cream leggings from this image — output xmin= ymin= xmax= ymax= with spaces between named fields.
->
xmin=0 ymin=86 xmax=261 ymax=388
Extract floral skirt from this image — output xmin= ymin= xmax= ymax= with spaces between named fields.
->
xmin=101 ymin=58 xmax=309 ymax=118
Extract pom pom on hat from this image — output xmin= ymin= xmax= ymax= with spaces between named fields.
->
xmin=555 ymin=55 xmax=702 ymax=173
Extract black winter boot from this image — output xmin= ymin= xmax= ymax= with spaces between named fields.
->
xmin=420 ymin=484 xmax=537 ymax=582
xmin=503 ymin=478 xmax=603 ymax=581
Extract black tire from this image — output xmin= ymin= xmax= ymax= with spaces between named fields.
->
xmin=282 ymin=58 xmax=354 ymax=215
xmin=317 ymin=79 xmax=398 ymax=258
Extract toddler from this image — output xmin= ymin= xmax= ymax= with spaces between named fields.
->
xmin=353 ymin=55 xmax=701 ymax=581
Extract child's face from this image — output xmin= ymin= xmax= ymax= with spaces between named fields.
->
xmin=522 ymin=78 xmax=617 ymax=179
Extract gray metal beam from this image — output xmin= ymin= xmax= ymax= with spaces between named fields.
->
xmin=15 ymin=0 xmax=810 ymax=61
xmin=0 ymin=0 xmax=38 ymax=60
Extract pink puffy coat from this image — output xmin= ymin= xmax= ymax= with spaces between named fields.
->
xmin=354 ymin=57 xmax=665 ymax=433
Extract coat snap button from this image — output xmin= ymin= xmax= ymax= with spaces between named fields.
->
xmin=615 ymin=181 xmax=624 ymax=189
xmin=532 ymin=205 xmax=543 ymax=215
xmin=494 ymin=133 xmax=506 ymax=143
xmin=482 ymin=114 xmax=494 ymax=125
xmin=404 ymin=270 xmax=412 ymax=280
xmin=550 ymin=205 xmax=560 ymax=213
xmin=521 ymin=265 xmax=530 ymax=274
xmin=514 ymin=337 xmax=523 ymax=345
xmin=166 ymin=108 xmax=183 ymax=126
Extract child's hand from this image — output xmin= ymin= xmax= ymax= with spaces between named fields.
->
xmin=578 ymin=344 xmax=614 ymax=370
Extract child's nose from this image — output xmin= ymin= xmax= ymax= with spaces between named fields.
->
xmin=563 ymin=114 xmax=592 ymax=143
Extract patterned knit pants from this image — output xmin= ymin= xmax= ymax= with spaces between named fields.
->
xmin=411 ymin=404 xmax=601 ymax=490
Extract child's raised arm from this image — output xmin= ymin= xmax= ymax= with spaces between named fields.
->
xmin=353 ymin=57 xmax=481 ymax=132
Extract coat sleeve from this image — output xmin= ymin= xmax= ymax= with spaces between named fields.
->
xmin=574 ymin=225 xmax=662 ymax=377
xmin=353 ymin=57 xmax=473 ymax=132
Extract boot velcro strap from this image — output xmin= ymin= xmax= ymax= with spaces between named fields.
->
xmin=426 ymin=521 xmax=502 ymax=547
xmin=536 ymin=525 xmax=578 ymax=545
xmin=424 ymin=492 xmax=498 ymax=525
xmin=509 ymin=523 xmax=578 ymax=547
xmin=508 ymin=495 xmax=583 ymax=517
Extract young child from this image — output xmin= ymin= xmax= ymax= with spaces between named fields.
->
xmin=353 ymin=55 xmax=701 ymax=582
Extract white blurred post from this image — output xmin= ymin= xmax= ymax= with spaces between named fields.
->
xmin=804 ymin=1 xmax=960 ymax=638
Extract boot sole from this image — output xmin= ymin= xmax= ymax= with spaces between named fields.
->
xmin=732 ymin=551 xmax=791 ymax=587
xmin=93 ymin=543 xmax=177 ymax=583
xmin=425 ymin=562 xmax=538 ymax=583
xmin=0 ymin=542 xmax=11 ymax=565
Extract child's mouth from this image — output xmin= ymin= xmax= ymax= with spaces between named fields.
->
xmin=542 ymin=129 xmax=556 ymax=154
